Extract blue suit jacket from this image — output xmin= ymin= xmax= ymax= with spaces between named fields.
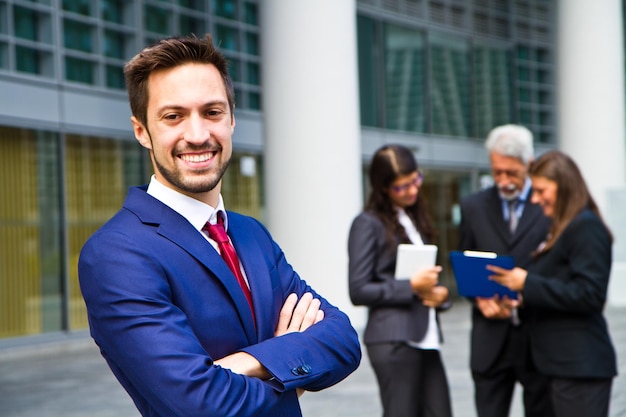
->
xmin=78 ymin=186 xmax=361 ymax=417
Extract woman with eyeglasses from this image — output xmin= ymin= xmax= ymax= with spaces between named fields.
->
xmin=348 ymin=144 xmax=453 ymax=417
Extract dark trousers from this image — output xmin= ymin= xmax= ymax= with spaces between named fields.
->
xmin=367 ymin=342 xmax=452 ymax=417
xmin=472 ymin=326 xmax=554 ymax=417
xmin=550 ymin=377 xmax=613 ymax=417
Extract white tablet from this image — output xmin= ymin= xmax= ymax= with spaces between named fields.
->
xmin=394 ymin=244 xmax=438 ymax=279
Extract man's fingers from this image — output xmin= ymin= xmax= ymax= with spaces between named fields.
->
xmin=275 ymin=292 xmax=324 ymax=336
xmin=275 ymin=293 xmax=298 ymax=336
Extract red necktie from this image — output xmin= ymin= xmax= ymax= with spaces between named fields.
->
xmin=203 ymin=213 xmax=255 ymax=323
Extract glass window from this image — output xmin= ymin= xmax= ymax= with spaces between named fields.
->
xmin=248 ymin=91 xmax=261 ymax=110
xmin=229 ymin=59 xmax=240 ymax=82
xmin=178 ymin=0 xmax=205 ymax=11
xmin=179 ymin=15 xmax=205 ymax=37
xmin=384 ymin=24 xmax=425 ymax=133
xmin=216 ymin=24 xmax=238 ymax=51
xmin=64 ymin=19 xmax=94 ymax=53
xmin=65 ymin=135 xmax=145 ymax=330
xmin=245 ymin=32 xmax=258 ymax=55
xmin=14 ymin=6 xmax=38 ymax=41
xmin=244 ymin=2 xmax=257 ymax=25
xmin=246 ymin=61 xmax=259 ymax=85
xmin=215 ymin=0 xmax=236 ymax=19
xmin=0 ymin=128 xmax=59 ymax=337
xmin=473 ymin=45 xmax=512 ymax=138
xmin=16 ymin=46 xmax=40 ymax=74
xmin=65 ymin=56 xmax=95 ymax=84
xmin=104 ymin=30 xmax=128 ymax=59
xmin=101 ymin=0 xmax=127 ymax=24
xmin=429 ymin=32 xmax=470 ymax=136
xmin=106 ymin=64 xmax=125 ymax=89
xmin=63 ymin=0 xmax=92 ymax=16
xmin=0 ymin=4 xmax=7 ymax=34
xmin=357 ymin=15 xmax=380 ymax=128
xmin=0 ymin=43 xmax=7 ymax=69
xmin=144 ymin=5 xmax=170 ymax=35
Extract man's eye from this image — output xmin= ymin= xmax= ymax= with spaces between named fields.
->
xmin=164 ymin=114 xmax=179 ymax=120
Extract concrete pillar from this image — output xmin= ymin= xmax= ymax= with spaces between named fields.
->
xmin=260 ymin=1 xmax=365 ymax=325
xmin=557 ymin=0 xmax=626 ymax=305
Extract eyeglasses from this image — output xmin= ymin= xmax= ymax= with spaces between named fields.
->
xmin=390 ymin=172 xmax=424 ymax=194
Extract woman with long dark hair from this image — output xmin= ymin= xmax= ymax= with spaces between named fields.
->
xmin=348 ymin=144 xmax=453 ymax=417
xmin=489 ymin=150 xmax=617 ymax=417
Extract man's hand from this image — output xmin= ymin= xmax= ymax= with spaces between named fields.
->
xmin=476 ymin=296 xmax=512 ymax=319
xmin=275 ymin=292 xmax=324 ymax=337
xmin=214 ymin=293 xmax=324 ymax=389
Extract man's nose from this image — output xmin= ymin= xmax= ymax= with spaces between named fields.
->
xmin=184 ymin=115 xmax=210 ymax=144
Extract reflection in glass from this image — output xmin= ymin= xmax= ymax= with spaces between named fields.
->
xmin=430 ymin=33 xmax=470 ymax=136
xmin=384 ymin=24 xmax=425 ymax=133
xmin=473 ymin=44 xmax=512 ymax=139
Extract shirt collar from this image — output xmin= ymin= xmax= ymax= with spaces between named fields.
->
xmin=146 ymin=175 xmax=227 ymax=231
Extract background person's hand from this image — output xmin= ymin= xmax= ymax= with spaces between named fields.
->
xmin=418 ymin=285 xmax=449 ymax=308
xmin=475 ymin=296 xmax=512 ymax=319
xmin=410 ymin=266 xmax=442 ymax=293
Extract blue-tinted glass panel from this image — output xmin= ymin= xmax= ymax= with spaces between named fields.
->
xmin=229 ymin=59 xmax=240 ymax=82
xmin=104 ymin=30 xmax=126 ymax=59
xmin=64 ymin=19 xmax=93 ymax=52
xmin=245 ymin=32 xmax=258 ymax=55
xmin=178 ymin=0 xmax=205 ymax=11
xmin=517 ymin=46 xmax=530 ymax=60
xmin=0 ymin=4 xmax=7 ymax=34
xmin=216 ymin=25 xmax=238 ymax=51
xmin=244 ymin=2 xmax=257 ymax=25
xmin=473 ymin=45 xmax=512 ymax=138
xmin=101 ymin=0 xmax=126 ymax=24
xmin=215 ymin=0 xmax=236 ymax=19
xmin=246 ymin=62 xmax=259 ymax=85
xmin=14 ymin=6 xmax=38 ymax=41
xmin=357 ymin=15 xmax=380 ymax=128
xmin=385 ymin=24 xmax=425 ymax=133
xmin=65 ymin=56 xmax=94 ymax=84
xmin=63 ymin=0 xmax=91 ymax=16
xmin=429 ymin=33 xmax=470 ymax=136
xmin=16 ymin=46 xmax=40 ymax=74
xmin=0 ymin=43 xmax=6 ymax=68
xmin=248 ymin=91 xmax=261 ymax=110
xmin=144 ymin=5 xmax=170 ymax=35
xmin=179 ymin=15 xmax=205 ymax=36
xmin=106 ymin=65 xmax=125 ymax=89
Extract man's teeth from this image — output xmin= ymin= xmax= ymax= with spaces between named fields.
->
xmin=181 ymin=153 xmax=213 ymax=162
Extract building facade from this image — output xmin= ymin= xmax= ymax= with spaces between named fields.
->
xmin=0 ymin=0 xmax=624 ymax=340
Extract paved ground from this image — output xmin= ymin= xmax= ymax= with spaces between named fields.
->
xmin=1 ymin=299 xmax=625 ymax=417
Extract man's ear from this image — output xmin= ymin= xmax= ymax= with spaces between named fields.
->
xmin=131 ymin=116 xmax=151 ymax=149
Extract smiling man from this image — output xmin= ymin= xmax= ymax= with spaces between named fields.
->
xmin=78 ymin=34 xmax=361 ymax=417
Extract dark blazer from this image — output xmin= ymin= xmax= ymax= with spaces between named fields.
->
xmin=459 ymin=186 xmax=551 ymax=372
xmin=524 ymin=208 xmax=617 ymax=379
xmin=348 ymin=211 xmax=436 ymax=345
xmin=78 ymin=186 xmax=361 ymax=417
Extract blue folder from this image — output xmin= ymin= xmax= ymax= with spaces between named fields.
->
xmin=449 ymin=251 xmax=518 ymax=299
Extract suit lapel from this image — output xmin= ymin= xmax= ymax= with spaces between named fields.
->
xmin=484 ymin=188 xmax=511 ymax=242
xmin=125 ymin=188 xmax=258 ymax=343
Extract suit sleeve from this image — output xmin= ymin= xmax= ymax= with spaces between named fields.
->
xmin=347 ymin=213 xmax=414 ymax=307
xmin=240 ymin=219 xmax=362 ymax=392
xmin=523 ymin=214 xmax=612 ymax=314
